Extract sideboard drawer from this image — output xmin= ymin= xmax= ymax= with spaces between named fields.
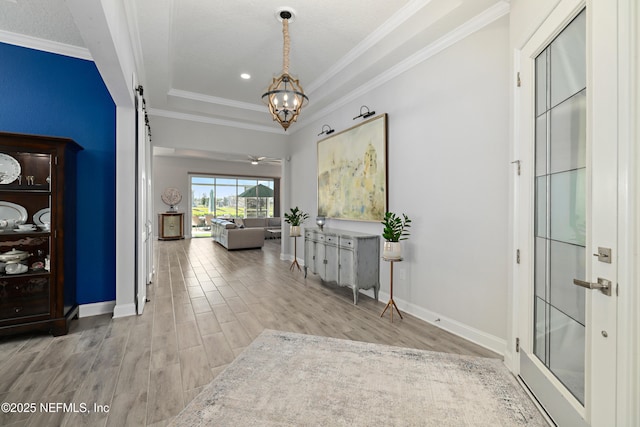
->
xmin=324 ymin=234 xmax=338 ymax=245
xmin=339 ymin=237 xmax=355 ymax=249
xmin=0 ymin=276 xmax=49 ymax=299
xmin=0 ymin=277 xmax=50 ymax=320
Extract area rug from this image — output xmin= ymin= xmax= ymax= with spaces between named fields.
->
xmin=170 ymin=330 xmax=547 ymax=426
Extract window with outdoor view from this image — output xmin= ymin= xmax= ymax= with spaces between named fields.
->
xmin=190 ymin=175 xmax=277 ymax=221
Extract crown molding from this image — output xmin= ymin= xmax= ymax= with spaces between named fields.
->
xmin=0 ymin=29 xmax=92 ymax=60
xmin=123 ymin=0 xmax=147 ymax=87
xmin=300 ymin=1 xmax=511 ymax=128
xmin=149 ymin=108 xmax=284 ymax=134
xmin=306 ymin=0 xmax=439 ymax=93
xmin=168 ymin=88 xmax=265 ymax=112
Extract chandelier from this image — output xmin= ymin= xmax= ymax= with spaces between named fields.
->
xmin=261 ymin=10 xmax=309 ymax=131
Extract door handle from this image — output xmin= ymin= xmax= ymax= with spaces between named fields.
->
xmin=573 ymin=278 xmax=612 ymax=296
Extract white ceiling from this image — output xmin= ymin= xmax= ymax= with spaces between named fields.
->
xmin=0 ymin=0 xmax=507 ymax=154
xmin=134 ymin=0 xmax=504 ymax=133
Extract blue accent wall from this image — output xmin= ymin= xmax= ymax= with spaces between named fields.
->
xmin=0 ymin=42 xmax=116 ymax=304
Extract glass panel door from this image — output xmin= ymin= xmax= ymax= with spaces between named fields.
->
xmin=533 ymin=9 xmax=586 ymax=404
xmin=518 ymin=2 xmax=621 ymax=424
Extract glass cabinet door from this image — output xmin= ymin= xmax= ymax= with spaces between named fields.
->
xmin=0 ymin=150 xmax=52 ymax=321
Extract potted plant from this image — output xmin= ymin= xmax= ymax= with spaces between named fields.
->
xmin=284 ymin=207 xmax=309 ymax=237
xmin=381 ymin=212 xmax=411 ymax=259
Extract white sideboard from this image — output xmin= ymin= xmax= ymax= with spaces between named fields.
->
xmin=303 ymin=228 xmax=380 ymax=304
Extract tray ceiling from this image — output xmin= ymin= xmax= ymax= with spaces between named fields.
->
xmin=0 ymin=0 xmax=508 ymax=134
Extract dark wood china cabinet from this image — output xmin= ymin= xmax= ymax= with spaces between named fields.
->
xmin=0 ymin=132 xmax=82 ymax=336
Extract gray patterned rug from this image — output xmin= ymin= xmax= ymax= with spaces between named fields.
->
xmin=170 ymin=330 xmax=547 ymax=426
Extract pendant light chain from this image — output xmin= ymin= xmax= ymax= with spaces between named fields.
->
xmin=282 ymin=18 xmax=290 ymax=75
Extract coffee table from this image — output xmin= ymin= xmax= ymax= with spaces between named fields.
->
xmin=266 ymin=229 xmax=281 ymax=239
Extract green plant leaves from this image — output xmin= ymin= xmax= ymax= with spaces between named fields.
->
xmin=284 ymin=206 xmax=309 ymax=226
xmin=381 ymin=212 xmax=411 ymax=242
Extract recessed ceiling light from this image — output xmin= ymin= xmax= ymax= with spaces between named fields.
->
xmin=240 ymin=73 xmax=251 ymax=80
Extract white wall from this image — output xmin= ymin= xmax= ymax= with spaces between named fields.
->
xmin=153 ymin=155 xmax=281 ymax=237
xmin=150 ymin=115 xmax=288 ymax=159
xmin=510 ymin=0 xmax=561 ymax=48
xmin=149 ymin=115 xmax=287 ymax=238
xmin=287 ymin=17 xmax=511 ymax=352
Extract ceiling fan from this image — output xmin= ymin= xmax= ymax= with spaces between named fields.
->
xmin=248 ymin=155 xmax=281 ymax=165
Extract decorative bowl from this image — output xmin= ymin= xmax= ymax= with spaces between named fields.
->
xmin=0 ymin=249 xmax=30 ymax=263
xmin=0 ymin=219 xmax=18 ymax=230
xmin=5 ymin=263 xmax=27 ymax=274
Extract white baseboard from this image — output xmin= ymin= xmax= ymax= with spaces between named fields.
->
xmin=503 ymin=351 xmax=516 ymax=372
xmin=112 ymin=303 xmax=137 ymax=318
xmin=78 ymin=300 xmax=116 ymax=318
xmin=376 ymin=290 xmax=507 ymax=356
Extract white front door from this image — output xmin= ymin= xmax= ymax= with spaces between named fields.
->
xmin=515 ymin=1 xmax=618 ymax=425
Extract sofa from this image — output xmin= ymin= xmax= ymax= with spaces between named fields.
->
xmin=235 ymin=217 xmax=281 ymax=238
xmin=210 ymin=218 xmax=264 ymax=250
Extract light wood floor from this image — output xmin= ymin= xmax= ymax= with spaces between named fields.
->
xmin=0 ymin=238 xmax=499 ymax=426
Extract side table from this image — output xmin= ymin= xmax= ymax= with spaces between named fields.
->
xmin=380 ymin=257 xmax=403 ymax=322
xmin=158 ymin=212 xmax=185 ymax=240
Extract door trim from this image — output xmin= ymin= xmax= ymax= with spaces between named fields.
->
xmin=615 ymin=0 xmax=640 ymax=424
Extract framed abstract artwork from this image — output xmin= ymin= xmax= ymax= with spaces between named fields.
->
xmin=317 ymin=113 xmax=388 ymax=221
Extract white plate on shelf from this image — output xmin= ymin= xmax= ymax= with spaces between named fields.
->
xmin=33 ymin=208 xmax=50 ymax=225
xmin=0 ymin=154 xmax=21 ymax=185
xmin=0 ymin=201 xmax=27 ymax=224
